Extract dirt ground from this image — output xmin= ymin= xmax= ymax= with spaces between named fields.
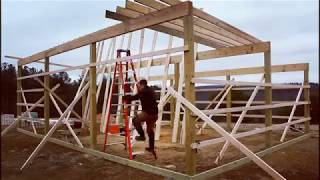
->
xmin=1 ymin=125 xmax=319 ymax=180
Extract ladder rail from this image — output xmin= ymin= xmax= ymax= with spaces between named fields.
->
xmin=103 ymin=49 xmax=138 ymax=160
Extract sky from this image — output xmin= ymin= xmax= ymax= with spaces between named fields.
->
xmin=2 ymin=0 xmax=319 ymax=85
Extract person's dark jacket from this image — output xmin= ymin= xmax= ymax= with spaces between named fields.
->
xmin=124 ymin=86 xmax=158 ymax=115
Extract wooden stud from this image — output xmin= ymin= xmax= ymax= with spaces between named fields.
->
xmin=214 ymin=76 xmax=264 ymax=163
xmin=168 ymin=87 xmax=285 ymax=179
xmin=155 ymin=35 xmax=172 ymax=140
xmin=184 ymin=9 xmax=196 ymax=175
xmin=192 ymin=133 xmax=311 ymax=179
xmin=226 ymin=75 xmax=232 ymax=132
xmin=44 ymin=57 xmax=50 ymax=134
xmin=17 ymin=65 xmax=23 ymax=128
xmin=90 ymin=43 xmax=97 ymax=149
xmin=170 ymin=79 xmax=175 ymax=127
xmin=20 ymin=87 xmax=37 ymax=134
xmin=264 ymin=45 xmax=272 ymax=148
xmin=304 ymin=64 xmax=310 ymax=132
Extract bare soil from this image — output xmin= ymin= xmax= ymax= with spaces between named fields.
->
xmin=1 ymin=125 xmax=319 ymax=180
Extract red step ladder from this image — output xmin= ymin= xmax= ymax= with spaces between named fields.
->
xmin=102 ymin=49 xmax=138 ymax=160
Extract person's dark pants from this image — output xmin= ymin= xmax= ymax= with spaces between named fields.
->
xmin=132 ymin=111 xmax=158 ymax=150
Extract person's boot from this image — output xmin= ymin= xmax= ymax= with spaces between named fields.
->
xmin=145 ymin=147 xmax=157 ymax=159
xmin=135 ymin=135 xmax=146 ymax=141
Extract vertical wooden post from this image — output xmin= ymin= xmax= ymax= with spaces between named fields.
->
xmin=304 ymin=64 xmax=310 ymax=132
xmin=44 ymin=57 xmax=50 ymax=134
xmin=174 ymin=63 xmax=180 ymax=129
xmin=170 ymin=79 xmax=175 ymax=127
xmin=264 ymin=42 xmax=272 ymax=148
xmin=226 ymin=74 xmax=232 ymax=132
xmin=90 ymin=43 xmax=97 ymax=149
xmin=82 ymin=90 xmax=87 ymax=129
xmin=17 ymin=65 xmax=22 ymax=127
xmin=183 ymin=6 xmax=196 ymax=175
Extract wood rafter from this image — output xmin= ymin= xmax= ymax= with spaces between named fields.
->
xmin=19 ymin=1 xmax=192 ymax=65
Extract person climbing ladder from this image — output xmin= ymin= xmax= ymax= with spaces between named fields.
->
xmin=124 ymin=79 xmax=158 ymax=159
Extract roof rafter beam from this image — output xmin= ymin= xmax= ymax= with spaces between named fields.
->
xmin=19 ymin=1 xmax=192 ymax=66
xmin=106 ymin=9 xmax=226 ymax=48
xmin=159 ymin=0 xmax=261 ymax=43
xmin=133 ymin=0 xmax=250 ymax=45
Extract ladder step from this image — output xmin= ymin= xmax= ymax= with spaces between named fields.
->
xmin=105 ymin=142 xmax=125 ymax=146
xmin=115 ymin=70 xmax=135 ymax=73
xmin=112 ymin=93 xmax=135 ymax=96
xmin=114 ymin=82 xmax=136 ymax=85
xmin=132 ymin=151 xmax=144 ymax=156
xmin=111 ymin=104 xmax=140 ymax=106
xmin=110 ymin=114 xmax=136 ymax=117
xmin=115 ymin=109 xmax=141 ymax=112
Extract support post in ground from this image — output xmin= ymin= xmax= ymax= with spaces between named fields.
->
xmin=304 ymin=64 xmax=310 ymax=132
xmin=17 ymin=65 xmax=22 ymax=127
xmin=183 ymin=6 xmax=196 ymax=175
xmin=90 ymin=42 xmax=97 ymax=149
xmin=226 ymin=74 xmax=232 ymax=132
xmin=44 ymin=57 xmax=50 ymax=134
xmin=264 ymin=42 xmax=272 ymax=148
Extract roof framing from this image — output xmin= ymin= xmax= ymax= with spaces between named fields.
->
xmin=19 ymin=0 xmax=262 ymax=66
xmin=19 ymin=1 xmax=192 ymax=66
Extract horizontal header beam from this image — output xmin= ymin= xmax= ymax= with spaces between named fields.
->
xmin=148 ymin=63 xmax=308 ymax=81
xmin=5 ymin=55 xmax=73 ymax=68
xmin=19 ymin=1 xmax=192 ymax=66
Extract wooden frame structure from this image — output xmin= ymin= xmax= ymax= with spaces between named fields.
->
xmin=2 ymin=0 xmax=312 ymax=179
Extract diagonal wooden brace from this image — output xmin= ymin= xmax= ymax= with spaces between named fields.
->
xmin=34 ymin=77 xmax=83 ymax=122
xmin=1 ymin=84 xmax=60 ymax=136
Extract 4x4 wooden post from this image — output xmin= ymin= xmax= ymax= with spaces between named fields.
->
xmin=17 ymin=65 xmax=22 ymax=127
xmin=44 ymin=57 xmax=50 ymax=134
xmin=183 ymin=4 xmax=196 ymax=175
xmin=90 ymin=42 xmax=97 ymax=149
xmin=264 ymin=42 xmax=272 ymax=147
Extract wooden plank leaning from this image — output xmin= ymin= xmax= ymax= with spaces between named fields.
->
xmin=167 ymin=87 xmax=286 ymax=180
xmin=1 ymin=84 xmax=60 ymax=137
xmin=155 ymin=35 xmax=173 ymax=140
xmin=280 ymin=85 xmax=304 ymax=142
xmin=34 ymin=77 xmax=84 ymax=148
xmin=20 ymin=87 xmax=37 ymax=134
xmin=20 ymin=82 xmax=90 ymax=170
xmin=214 ymin=76 xmax=264 ymax=164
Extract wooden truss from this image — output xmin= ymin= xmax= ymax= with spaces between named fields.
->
xmin=2 ymin=0 xmax=312 ymax=179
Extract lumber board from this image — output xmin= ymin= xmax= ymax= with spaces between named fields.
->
xmin=183 ymin=12 xmax=197 ymax=175
xmin=136 ymin=42 xmax=270 ymax=69
xmin=44 ymin=57 xmax=50 ymax=133
xmin=148 ymin=63 xmax=308 ymax=81
xmin=19 ymin=2 xmax=192 ymax=65
xmin=126 ymin=1 xmax=244 ymax=46
xmin=167 ymin=87 xmax=285 ymax=179
xmin=110 ymin=7 xmax=226 ymax=48
xmin=17 ymin=128 xmax=190 ymax=180
xmin=202 ymin=101 xmax=308 ymax=115
xmin=5 ymin=55 xmax=73 ymax=68
xmin=304 ymin=65 xmax=310 ymax=132
xmin=191 ymin=133 xmax=311 ymax=180
xmin=159 ymin=0 xmax=261 ymax=43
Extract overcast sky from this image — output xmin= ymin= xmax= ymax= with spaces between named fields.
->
xmin=2 ymin=0 xmax=319 ymax=84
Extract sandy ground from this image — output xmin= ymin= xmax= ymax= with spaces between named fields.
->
xmin=1 ymin=125 xmax=319 ymax=180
